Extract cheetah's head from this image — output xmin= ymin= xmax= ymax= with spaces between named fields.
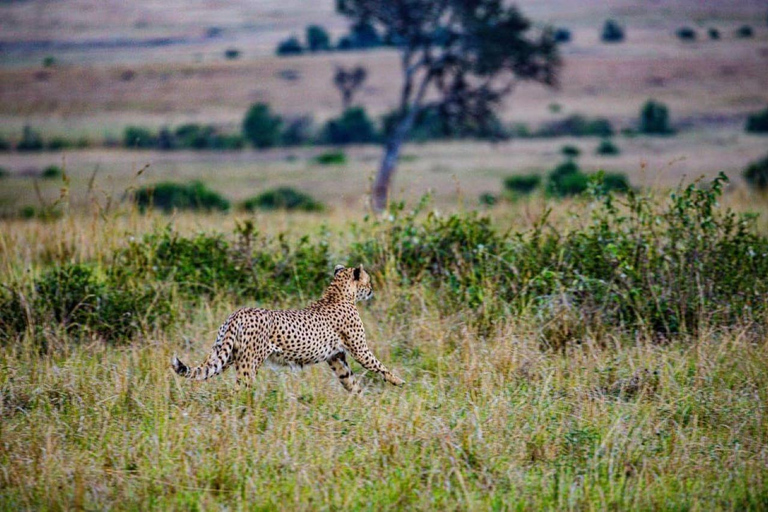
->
xmin=334 ymin=264 xmax=373 ymax=302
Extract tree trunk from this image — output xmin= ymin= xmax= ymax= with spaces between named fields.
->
xmin=371 ymin=111 xmax=417 ymax=212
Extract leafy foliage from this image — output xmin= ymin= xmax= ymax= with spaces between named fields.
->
xmin=745 ymin=106 xmax=768 ymax=134
xmin=133 ymin=181 xmax=230 ymax=213
xmin=601 ymin=20 xmax=625 ymax=42
xmin=504 ymin=174 xmax=541 ymax=195
xmin=314 ymin=150 xmax=347 ymax=165
xmin=243 ymin=103 xmax=283 ymax=149
xmin=639 ymin=100 xmax=673 ymax=135
xmin=743 ymin=154 xmax=768 ymax=190
xmin=321 ymin=107 xmax=378 ymax=145
xmin=596 ymin=138 xmax=620 ymax=156
xmin=306 ymin=25 xmax=331 ymax=52
xmin=242 ymin=187 xmax=324 ymax=212
xmin=276 ymin=36 xmax=304 ymax=55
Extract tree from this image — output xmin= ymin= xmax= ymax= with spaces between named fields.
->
xmin=601 ymin=19 xmax=625 ymax=43
xmin=639 ymin=100 xmax=672 ymax=135
xmin=242 ymin=103 xmax=283 ymax=148
xmin=333 ymin=66 xmax=368 ymax=111
xmin=337 ymin=0 xmax=560 ymax=211
xmin=306 ymin=25 xmax=331 ymax=52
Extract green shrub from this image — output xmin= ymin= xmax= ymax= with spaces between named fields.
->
xmin=41 ymin=165 xmax=62 ymax=179
xmin=745 ymin=106 xmax=768 ymax=133
xmin=306 ymin=25 xmax=331 ymax=51
xmin=743 ymin=154 xmax=768 ymax=190
xmin=735 ymin=25 xmax=753 ymax=38
xmin=47 ymin=137 xmax=73 ymax=150
xmin=561 ymin=145 xmax=581 ymax=158
xmin=0 ymin=167 xmax=8 ymax=179
xmin=601 ymin=20 xmax=625 ymax=43
xmin=593 ymin=171 xmax=631 ymax=194
xmin=546 ymin=161 xmax=588 ymax=197
xmin=504 ymin=174 xmax=541 ymax=195
xmin=123 ymin=126 xmax=157 ymax=148
xmin=478 ymin=193 xmax=498 ymax=206
xmin=133 ymin=181 xmax=230 ymax=213
xmin=314 ymin=150 xmax=347 ymax=165
xmin=276 ymin=36 xmax=304 ymax=56
xmin=242 ymin=103 xmax=283 ymax=149
xmin=639 ymin=100 xmax=673 ymax=135
xmin=281 ymin=117 xmax=315 ymax=146
xmin=676 ymin=27 xmax=696 ymax=41
xmin=224 ymin=48 xmax=241 ymax=60
xmin=538 ymin=115 xmax=614 ymax=137
xmin=42 ymin=56 xmax=55 ymax=67
xmin=242 ymin=187 xmax=324 ymax=212
xmin=553 ymin=28 xmax=572 ymax=43
xmin=17 ymin=126 xmax=44 ymax=152
xmin=322 ymin=107 xmax=378 ymax=145
xmin=708 ymin=28 xmax=720 ymax=40
xmin=0 ymin=135 xmax=10 ymax=151
xmin=596 ymin=139 xmax=620 ymax=155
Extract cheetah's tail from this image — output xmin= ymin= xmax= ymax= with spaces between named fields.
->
xmin=171 ymin=316 xmax=237 ymax=380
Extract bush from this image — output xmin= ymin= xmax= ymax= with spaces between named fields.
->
xmin=504 ymin=174 xmax=541 ymax=195
xmin=676 ymin=27 xmax=696 ymax=41
xmin=344 ymin=21 xmax=382 ymax=49
xmin=322 ymin=107 xmax=378 ymax=145
xmin=561 ymin=145 xmax=581 ymax=158
xmin=41 ymin=165 xmax=62 ymax=179
xmin=538 ymin=115 xmax=614 ymax=137
xmin=224 ymin=48 xmax=241 ymax=60
xmin=736 ymin=25 xmax=753 ymax=38
xmin=708 ymin=28 xmax=720 ymax=40
xmin=546 ymin=161 xmax=588 ymax=197
xmin=314 ymin=150 xmax=347 ymax=165
xmin=132 ymin=181 xmax=230 ymax=213
xmin=47 ymin=137 xmax=73 ymax=150
xmin=745 ymin=106 xmax=768 ymax=133
xmin=123 ymin=126 xmax=157 ymax=148
xmin=639 ymin=100 xmax=673 ymax=135
xmin=242 ymin=187 xmax=324 ymax=212
xmin=42 ymin=56 xmax=55 ymax=67
xmin=276 ymin=36 xmax=304 ymax=56
xmin=601 ymin=20 xmax=625 ymax=43
xmin=0 ymin=135 xmax=10 ymax=151
xmin=0 ymin=167 xmax=8 ymax=179
xmin=306 ymin=25 xmax=331 ymax=52
xmin=17 ymin=126 xmax=44 ymax=152
xmin=242 ymin=103 xmax=283 ymax=149
xmin=595 ymin=171 xmax=631 ymax=194
xmin=281 ymin=116 xmax=315 ymax=146
xmin=478 ymin=193 xmax=497 ymax=206
xmin=743 ymin=154 xmax=768 ymax=190
xmin=553 ymin=28 xmax=572 ymax=43
xmin=596 ymin=139 xmax=620 ymax=156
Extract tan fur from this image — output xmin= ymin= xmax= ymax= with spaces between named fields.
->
xmin=171 ymin=264 xmax=404 ymax=394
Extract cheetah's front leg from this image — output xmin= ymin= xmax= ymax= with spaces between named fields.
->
xmin=344 ymin=334 xmax=405 ymax=387
xmin=327 ymin=351 xmax=361 ymax=394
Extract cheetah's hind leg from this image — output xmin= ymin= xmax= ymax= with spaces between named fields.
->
xmin=234 ymin=341 xmax=282 ymax=389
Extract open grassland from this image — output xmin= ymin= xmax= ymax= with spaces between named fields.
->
xmin=1 ymin=178 xmax=768 ymax=509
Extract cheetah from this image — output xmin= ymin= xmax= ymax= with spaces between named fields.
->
xmin=171 ymin=264 xmax=404 ymax=393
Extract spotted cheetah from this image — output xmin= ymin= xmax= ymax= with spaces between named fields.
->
xmin=171 ymin=264 xmax=404 ymax=393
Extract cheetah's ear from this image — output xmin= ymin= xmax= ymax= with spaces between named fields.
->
xmin=353 ymin=265 xmax=361 ymax=281
xmin=334 ymin=264 xmax=345 ymax=276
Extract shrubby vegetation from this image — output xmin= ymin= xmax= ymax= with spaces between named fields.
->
xmin=746 ymin=106 xmax=768 ymax=134
xmin=314 ymin=150 xmax=347 ymax=165
xmin=596 ymin=138 xmax=620 ymax=155
xmin=242 ymin=187 xmax=324 ymax=212
xmin=41 ymin=165 xmax=62 ymax=179
xmin=601 ymin=19 xmax=625 ymax=43
xmin=744 ymin=154 xmax=768 ymax=190
xmin=242 ymin=103 xmax=283 ymax=149
xmin=537 ymin=114 xmax=614 ymax=137
xmin=503 ymin=174 xmax=541 ymax=196
xmin=132 ymin=181 xmax=230 ymax=213
xmin=676 ymin=27 xmax=696 ymax=41
xmin=321 ymin=107 xmax=378 ymax=145
xmin=639 ymin=100 xmax=673 ymax=135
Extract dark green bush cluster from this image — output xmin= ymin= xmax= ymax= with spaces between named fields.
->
xmin=537 ymin=115 xmax=614 ymax=138
xmin=640 ymin=100 xmax=673 ymax=135
xmin=125 ymin=124 xmax=244 ymax=150
xmin=601 ymin=20 xmax=625 ymax=43
xmin=321 ymin=107 xmax=378 ymax=144
xmin=596 ymin=139 xmax=620 ymax=156
xmin=0 ymin=263 xmax=173 ymax=345
xmin=41 ymin=165 xmax=62 ymax=179
xmin=314 ymin=150 xmax=347 ymax=165
xmin=276 ymin=21 xmax=388 ymax=56
xmin=242 ymin=187 xmax=324 ymax=212
xmin=351 ymin=174 xmax=768 ymax=337
xmin=676 ymin=27 xmax=696 ymax=41
xmin=745 ymin=106 xmax=768 ymax=134
xmin=743 ymin=154 xmax=768 ymax=190
xmin=504 ymin=175 xmax=541 ymax=195
xmin=133 ymin=181 xmax=230 ymax=213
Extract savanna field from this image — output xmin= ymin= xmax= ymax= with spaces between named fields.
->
xmin=1 ymin=174 xmax=767 ymax=510
xmin=2 ymin=0 xmax=768 ymax=509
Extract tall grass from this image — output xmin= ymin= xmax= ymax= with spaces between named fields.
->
xmin=1 ymin=176 xmax=767 ymax=509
